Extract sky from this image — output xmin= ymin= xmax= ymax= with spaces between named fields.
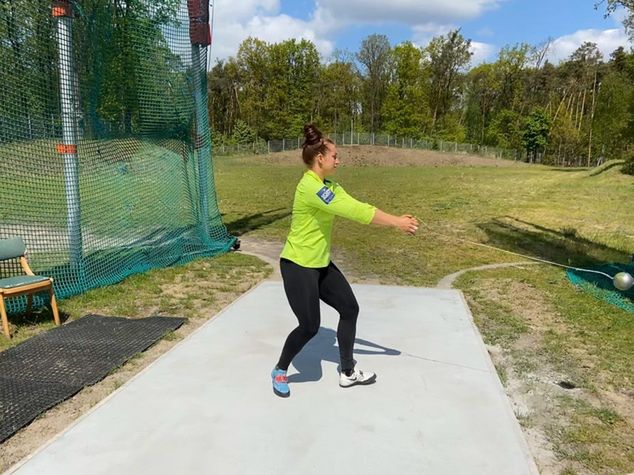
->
xmin=208 ymin=0 xmax=632 ymax=67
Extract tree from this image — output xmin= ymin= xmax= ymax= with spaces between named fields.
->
xmin=357 ymin=34 xmax=392 ymax=133
xmin=208 ymin=59 xmax=241 ymax=137
xmin=316 ymin=58 xmax=361 ymax=135
xmin=600 ymin=0 xmax=634 ymax=38
xmin=271 ymin=39 xmax=320 ymax=136
xmin=592 ymin=69 xmax=634 ymax=159
xmin=235 ymin=37 xmax=270 ymax=137
xmin=382 ymin=42 xmax=430 ymax=138
xmin=74 ymin=0 xmax=182 ymax=136
xmin=487 ymin=109 xmax=524 ymax=151
xmin=464 ymin=63 xmax=501 ymax=144
xmin=231 ymin=119 xmax=256 ymax=144
xmin=496 ymin=43 xmax=532 ymax=114
xmin=0 ymin=0 xmax=58 ymax=141
xmin=522 ymin=110 xmax=550 ymax=163
xmin=235 ymin=37 xmax=320 ymax=139
xmin=567 ymin=42 xmax=603 ymax=165
xmin=423 ymin=29 xmax=472 ymax=132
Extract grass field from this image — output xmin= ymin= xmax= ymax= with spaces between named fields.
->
xmin=0 ymin=139 xmax=200 ymax=230
xmin=1 ymin=145 xmax=633 ymax=474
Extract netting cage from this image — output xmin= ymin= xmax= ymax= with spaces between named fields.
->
xmin=0 ymin=0 xmax=235 ymax=309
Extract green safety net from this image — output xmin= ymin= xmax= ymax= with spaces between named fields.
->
xmin=566 ymin=263 xmax=634 ymax=314
xmin=0 ymin=0 xmax=235 ymax=311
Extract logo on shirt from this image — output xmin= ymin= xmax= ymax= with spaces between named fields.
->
xmin=316 ymin=186 xmax=335 ymax=204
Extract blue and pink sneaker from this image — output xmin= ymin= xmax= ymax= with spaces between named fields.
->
xmin=271 ymin=367 xmax=290 ymax=398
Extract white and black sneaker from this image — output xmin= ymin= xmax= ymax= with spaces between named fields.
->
xmin=339 ymin=368 xmax=377 ymax=388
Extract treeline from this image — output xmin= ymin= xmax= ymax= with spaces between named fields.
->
xmin=208 ymin=32 xmax=634 ymax=170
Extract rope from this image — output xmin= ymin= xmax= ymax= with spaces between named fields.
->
xmin=424 ymin=228 xmax=615 ymax=281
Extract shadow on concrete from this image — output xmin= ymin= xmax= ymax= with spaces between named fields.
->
xmin=288 ymin=327 xmax=401 ymax=383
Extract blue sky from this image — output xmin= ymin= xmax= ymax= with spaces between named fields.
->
xmin=210 ymin=0 xmax=631 ymax=66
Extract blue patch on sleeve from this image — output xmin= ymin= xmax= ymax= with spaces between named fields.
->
xmin=316 ymin=186 xmax=335 ymax=204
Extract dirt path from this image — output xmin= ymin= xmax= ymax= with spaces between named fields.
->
xmin=436 ymin=262 xmax=543 ymax=288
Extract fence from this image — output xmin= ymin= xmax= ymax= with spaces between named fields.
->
xmin=215 ymin=132 xmax=524 ymax=161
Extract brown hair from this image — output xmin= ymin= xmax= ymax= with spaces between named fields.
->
xmin=301 ymin=124 xmax=333 ymax=166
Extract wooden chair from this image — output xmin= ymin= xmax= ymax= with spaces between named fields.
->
xmin=0 ymin=237 xmax=60 ymax=337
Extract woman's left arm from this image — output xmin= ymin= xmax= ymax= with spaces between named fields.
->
xmin=371 ymin=209 xmax=419 ymax=235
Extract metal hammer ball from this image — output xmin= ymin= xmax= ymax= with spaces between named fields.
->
xmin=613 ymin=272 xmax=634 ymax=291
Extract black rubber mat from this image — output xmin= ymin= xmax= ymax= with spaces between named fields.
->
xmin=0 ymin=314 xmax=185 ymax=443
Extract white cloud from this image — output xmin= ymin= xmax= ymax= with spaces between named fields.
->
xmin=410 ymin=25 xmax=495 ymax=67
xmin=315 ymin=0 xmax=500 ymax=26
xmin=209 ymin=0 xmax=333 ymax=63
xmin=411 ymin=23 xmax=455 ymax=46
xmin=207 ymin=0 xmax=502 ymax=65
xmin=246 ymin=15 xmax=333 ymax=55
xmin=470 ymin=41 xmax=497 ymax=66
xmin=215 ymin=0 xmax=280 ymax=22
xmin=546 ymin=28 xmax=632 ymax=63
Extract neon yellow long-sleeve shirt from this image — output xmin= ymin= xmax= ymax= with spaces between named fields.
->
xmin=280 ymin=170 xmax=376 ymax=268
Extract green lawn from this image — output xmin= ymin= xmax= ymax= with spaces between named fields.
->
xmin=0 ymin=139 xmax=199 ymax=231
xmin=216 ymin=154 xmax=633 ymax=285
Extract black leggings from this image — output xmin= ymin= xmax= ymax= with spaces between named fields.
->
xmin=276 ymin=258 xmax=359 ymax=372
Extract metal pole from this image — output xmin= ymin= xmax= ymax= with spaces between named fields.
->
xmin=188 ymin=0 xmax=213 ymax=243
xmin=350 ymin=118 xmax=353 ymax=145
xmin=190 ymin=45 xmax=210 ymax=242
xmin=53 ymin=1 xmax=83 ymax=271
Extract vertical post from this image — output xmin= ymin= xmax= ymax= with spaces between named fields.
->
xmin=53 ymin=1 xmax=83 ymax=272
xmin=350 ymin=118 xmax=353 ymax=146
xmin=188 ymin=0 xmax=212 ymax=243
xmin=587 ymin=73 xmax=600 ymax=167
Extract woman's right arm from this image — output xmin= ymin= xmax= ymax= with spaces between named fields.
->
xmin=304 ymin=182 xmax=419 ymax=234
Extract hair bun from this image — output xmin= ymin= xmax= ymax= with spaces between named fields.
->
xmin=302 ymin=123 xmax=323 ymax=147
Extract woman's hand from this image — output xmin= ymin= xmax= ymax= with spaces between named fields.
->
xmin=371 ymin=209 xmax=420 ymax=235
xmin=397 ymin=214 xmax=419 ymax=235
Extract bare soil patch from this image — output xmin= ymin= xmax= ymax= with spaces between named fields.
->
xmin=465 ymin=278 xmax=634 ymax=474
xmin=252 ymin=145 xmax=527 ymax=168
